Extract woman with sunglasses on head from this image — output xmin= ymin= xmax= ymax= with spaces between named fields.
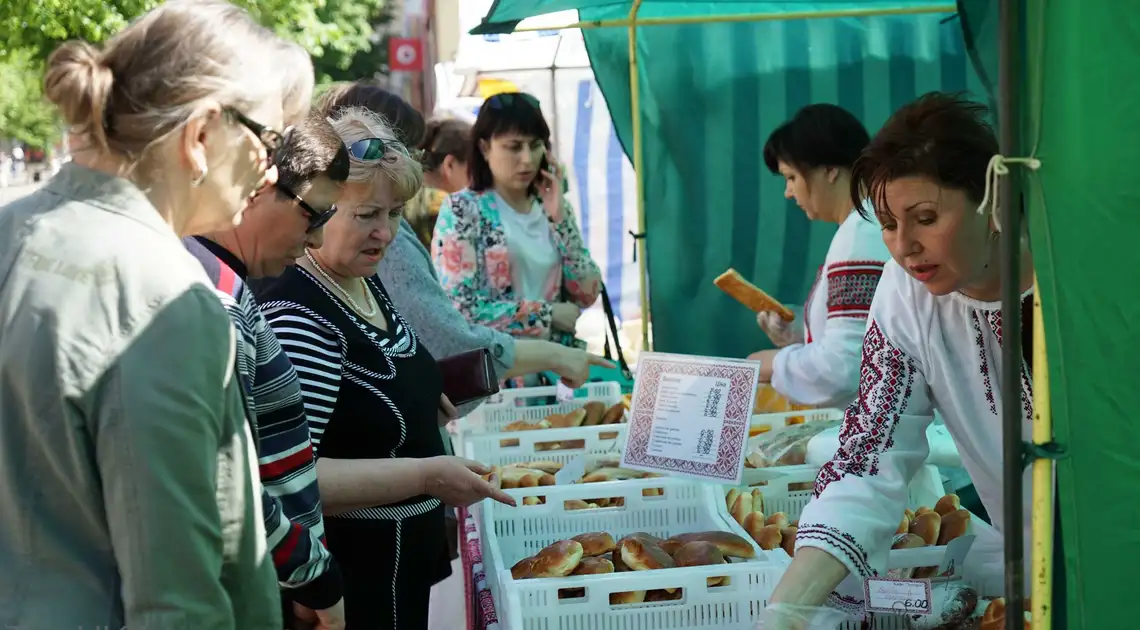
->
xmin=763 ymin=93 xmax=1032 ymax=628
xmin=0 ymin=1 xmax=292 ymax=627
xmin=432 ymin=92 xmax=603 ymax=371
xmin=747 ymin=104 xmax=890 ymax=408
xmin=252 ymin=107 xmax=516 ymax=629
xmin=405 ymin=116 xmax=472 ymax=249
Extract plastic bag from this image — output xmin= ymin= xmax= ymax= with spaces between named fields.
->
xmin=757 ymin=310 xmax=804 ymax=348
xmin=745 ymin=420 xmax=842 ymax=468
xmin=755 ymin=603 xmax=855 ymax=629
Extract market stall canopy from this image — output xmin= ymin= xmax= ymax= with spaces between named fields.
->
xmin=457 ymin=6 xmax=590 ymax=71
xmin=471 ymin=0 xmax=956 ymax=35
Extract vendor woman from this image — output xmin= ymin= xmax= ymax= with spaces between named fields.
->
xmin=765 ymin=92 xmax=1034 ymax=623
xmin=748 ymin=104 xmax=890 ymax=408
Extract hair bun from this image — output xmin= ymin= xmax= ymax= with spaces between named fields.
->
xmin=44 ymin=41 xmax=114 ymax=145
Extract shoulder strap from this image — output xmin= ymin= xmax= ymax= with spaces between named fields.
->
xmin=599 ymin=283 xmax=633 ymax=379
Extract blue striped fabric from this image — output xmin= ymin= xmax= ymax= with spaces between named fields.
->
xmin=578 ymin=10 xmax=982 ymax=356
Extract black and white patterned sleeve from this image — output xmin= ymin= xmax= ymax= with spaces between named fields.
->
xmin=795 ymin=262 xmax=935 ymax=581
xmin=260 ymin=302 xmax=343 ymax=456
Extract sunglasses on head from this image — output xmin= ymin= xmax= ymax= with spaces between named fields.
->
xmin=347 ymin=138 xmax=392 ymax=161
xmin=485 ymin=92 xmax=541 ymax=110
xmin=275 ymin=182 xmax=336 ymax=233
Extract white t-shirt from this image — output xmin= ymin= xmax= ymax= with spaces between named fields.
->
xmin=495 ymin=193 xmax=560 ymax=301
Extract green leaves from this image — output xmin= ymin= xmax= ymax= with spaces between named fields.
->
xmin=0 ymin=0 xmax=393 ymax=147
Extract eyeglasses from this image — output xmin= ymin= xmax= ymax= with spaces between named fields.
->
xmin=275 ymin=182 xmax=336 ymax=233
xmin=226 ymin=108 xmax=288 ymax=158
xmin=347 ymin=138 xmax=391 ymax=161
xmin=485 ymin=92 xmax=541 ymax=111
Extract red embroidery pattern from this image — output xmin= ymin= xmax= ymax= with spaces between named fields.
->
xmin=971 ymin=312 xmax=998 ymax=415
xmin=982 ymin=308 xmax=1035 ymax=423
xmin=826 ymin=260 xmax=884 ymax=319
xmin=815 ymin=320 xmax=916 ymax=495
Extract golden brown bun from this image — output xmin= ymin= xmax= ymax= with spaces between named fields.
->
xmin=601 ymin=402 xmax=626 ymax=425
xmin=511 ymin=557 xmax=537 ymax=579
xmin=571 ymin=532 xmax=617 ymax=557
xmin=936 ymin=508 xmax=971 ymax=546
xmin=935 ymin=493 xmax=962 ymax=517
xmin=753 ymin=524 xmax=783 ymax=552
xmin=892 ymin=532 xmax=927 ymax=550
xmin=672 ymin=541 xmax=726 ymax=567
xmin=779 ymin=526 xmax=797 ymax=556
xmin=581 ymin=467 xmax=643 ymax=483
xmin=570 ymin=555 xmax=614 ymax=575
xmin=904 ymin=508 xmax=916 ymax=522
xmin=910 ymin=511 xmax=942 ymax=546
xmin=563 ymin=499 xmax=595 ymax=511
xmin=609 ymin=590 xmax=647 ymax=605
xmin=642 ymin=487 xmax=663 ymax=497
xmin=481 ymin=465 xmax=502 ymax=484
xmin=610 ymin=549 xmax=629 ymax=572
xmin=620 ymin=537 xmax=675 ymax=571
xmin=730 ymin=492 xmax=753 ymax=525
xmin=517 ymin=460 xmax=563 ymax=475
xmin=895 ymin=514 xmax=911 ymax=536
xmin=742 ymin=511 xmax=767 ymax=545
xmin=521 ymin=496 xmax=542 ymax=506
xmin=661 ymin=531 xmax=756 ymax=559
xmin=750 ymin=488 xmax=765 ymax=514
xmin=645 ymin=589 xmax=683 ymax=602
xmin=582 ymin=401 xmax=606 ymax=426
xmin=713 ymin=269 xmax=795 ymax=321
xmin=549 ymin=408 xmax=587 ymax=429
xmin=725 ymin=488 xmax=740 ymax=512
xmin=915 ymin=506 xmax=934 ymax=517
xmin=504 ymin=419 xmax=549 ymax=432
xmin=501 ymin=466 xmax=545 ymax=486
xmin=766 ymin=512 xmax=789 ymax=530
xmin=530 ymin=540 xmax=584 ymax=578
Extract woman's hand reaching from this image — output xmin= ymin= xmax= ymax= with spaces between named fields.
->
xmin=757 ymin=311 xmax=803 ymax=348
xmin=552 ymin=346 xmax=615 ymax=388
xmin=420 ymin=456 xmax=517 ymax=508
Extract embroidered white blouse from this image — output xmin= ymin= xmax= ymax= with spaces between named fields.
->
xmin=795 ymin=260 xmax=1034 ymax=600
xmin=771 ymin=209 xmax=890 ymax=408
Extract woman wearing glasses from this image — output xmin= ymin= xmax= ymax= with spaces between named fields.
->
xmin=0 ymin=1 xmax=294 ymax=627
xmin=432 ymin=92 xmax=603 ymax=362
xmin=252 ymin=107 xmax=514 ymax=629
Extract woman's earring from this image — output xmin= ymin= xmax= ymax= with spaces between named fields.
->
xmin=191 ymin=167 xmax=208 ymax=187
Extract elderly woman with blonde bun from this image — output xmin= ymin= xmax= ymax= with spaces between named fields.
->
xmin=0 ymin=1 xmax=296 ymax=628
xmin=254 ymin=107 xmax=515 ymax=629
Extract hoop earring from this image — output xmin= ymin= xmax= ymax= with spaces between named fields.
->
xmin=191 ymin=168 xmax=208 ymax=187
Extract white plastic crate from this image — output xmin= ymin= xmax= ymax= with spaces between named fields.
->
xmin=751 ymin=408 xmax=845 ymax=428
xmin=483 ymin=477 xmax=790 ymax=630
xmin=458 ymin=382 xmax=624 ymax=438
xmin=465 ymin=423 xmax=627 ymax=469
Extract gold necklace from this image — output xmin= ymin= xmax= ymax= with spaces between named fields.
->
xmin=304 ymin=249 xmax=378 ymax=318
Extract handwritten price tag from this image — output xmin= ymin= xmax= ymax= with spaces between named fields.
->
xmin=554 ymin=455 xmax=586 ymax=486
xmin=863 ymin=578 xmax=933 ymax=615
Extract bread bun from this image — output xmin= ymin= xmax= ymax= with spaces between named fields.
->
xmin=742 ymin=512 xmax=766 ymax=545
xmin=518 ymin=460 xmax=563 ymax=474
xmin=753 ymin=524 xmax=783 ymax=552
xmin=511 ymin=556 xmax=537 ymax=579
xmin=730 ymin=491 xmax=753 ymax=525
xmin=601 ymin=403 xmax=626 ymax=425
xmin=935 ymin=493 xmax=962 ymax=517
xmin=549 ymin=408 xmax=587 ymax=428
xmin=571 ymin=532 xmax=617 ymax=557
xmin=620 ymin=537 xmax=675 ymax=571
xmin=672 ymin=541 xmax=725 ymax=567
xmin=530 ymin=540 xmax=584 ymax=578
xmin=751 ymin=488 xmax=765 ymax=513
xmin=570 ymin=555 xmax=614 ymax=575
xmin=910 ymin=511 xmax=942 ymax=546
xmin=938 ymin=508 xmax=972 ymax=545
xmin=582 ymin=401 xmax=606 ymax=426
xmin=609 ymin=590 xmax=647 ymax=605
xmin=725 ymin=488 xmax=741 ymax=511
xmin=892 ymin=533 xmax=927 ymax=550
xmin=660 ymin=531 xmax=756 ymax=559
xmin=766 ymin=512 xmax=789 ymax=530
xmin=779 ymin=526 xmax=797 ymax=556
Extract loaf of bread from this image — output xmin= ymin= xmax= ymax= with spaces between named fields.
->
xmin=672 ymin=541 xmax=725 ymax=568
xmin=713 ymin=269 xmax=795 ymax=321
xmin=601 ymin=402 xmax=626 ymax=425
xmin=911 ymin=511 xmax=942 ymax=546
xmin=581 ymin=401 xmax=606 ymax=426
xmin=504 ymin=419 xmax=549 ymax=432
xmin=660 ymin=531 xmax=755 ymax=559
xmin=937 ymin=509 xmax=972 ymax=546
xmin=529 ymin=540 xmax=584 ymax=578
xmin=935 ymin=493 xmax=961 ymax=517
xmin=571 ymin=532 xmax=616 ymax=557
xmin=779 ymin=526 xmax=797 ymax=556
xmin=570 ymin=555 xmax=614 ymax=576
xmin=620 ymin=537 xmax=675 ymax=571
xmin=514 ymin=460 xmax=563 ymax=475
xmin=905 ymin=583 xmax=978 ymax=630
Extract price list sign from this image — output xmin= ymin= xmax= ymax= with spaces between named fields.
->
xmin=620 ymin=352 xmax=760 ymax=484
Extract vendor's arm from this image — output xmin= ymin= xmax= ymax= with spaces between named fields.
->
xmin=432 ymin=192 xmax=555 ymax=338
xmin=548 ymin=195 xmax=602 ymax=308
xmin=770 ymin=262 xmax=934 ymax=607
xmin=770 ymin=219 xmax=887 ymax=406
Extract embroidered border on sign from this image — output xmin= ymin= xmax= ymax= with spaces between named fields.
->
xmin=815 ymin=320 xmax=916 ymax=495
xmin=826 ymin=261 xmax=884 ymax=319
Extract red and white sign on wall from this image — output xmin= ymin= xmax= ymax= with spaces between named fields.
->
xmin=388 ymin=37 xmax=424 ymax=72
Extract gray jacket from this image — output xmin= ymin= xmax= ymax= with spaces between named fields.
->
xmin=377 ymin=219 xmax=517 ymax=420
xmin=0 ymin=165 xmax=280 ymax=629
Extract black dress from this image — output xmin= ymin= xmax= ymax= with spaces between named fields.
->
xmin=253 ymin=267 xmax=450 ymax=629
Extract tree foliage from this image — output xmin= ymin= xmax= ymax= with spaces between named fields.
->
xmin=0 ymin=0 xmax=392 ymax=147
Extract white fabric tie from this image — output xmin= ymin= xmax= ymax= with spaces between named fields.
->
xmin=977 ymin=154 xmax=1042 ymax=232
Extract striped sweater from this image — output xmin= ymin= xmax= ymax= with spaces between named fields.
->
xmin=185 ymin=237 xmax=342 ymax=610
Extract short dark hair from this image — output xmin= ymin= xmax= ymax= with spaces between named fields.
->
xmin=420 ymin=117 xmax=471 ymax=173
xmin=850 ymin=92 xmax=997 ymax=219
xmin=469 ymin=92 xmax=550 ymax=194
xmin=274 ymin=112 xmax=351 ymax=196
xmin=315 ymin=81 xmax=426 ymax=146
xmin=763 ymin=104 xmax=870 ymax=176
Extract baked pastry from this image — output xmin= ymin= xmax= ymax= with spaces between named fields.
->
xmin=581 ymin=467 xmax=643 ymax=483
xmin=609 ymin=590 xmax=646 ymax=605
xmin=516 ymin=460 xmax=563 ymax=475
xmin=937 ymin=508 xmax=971 ymax=545
xmin=741 ymin=512 xmax=765 ymax=543
xmin=713 ymin=269 xmax=795 ymax=321
xmin=601 ymin=402 xmax=626 ymax=425
xmin=571 ymin=532 xmax=616 ymax=557
xmin=548 ymin=408 xmax=587 ymax=429
xmin=570 ymin=555 xmax=614 ymax=576
xmin=750 ymin=524 xmax=782 ymax=552
xmin=725 ymin=488 xmax=740 ymax=512
xmin=779 ymin=526 xmax=797 ymax=556
xmin=730 ymin=492 xmax=753 ymax=525
xmin=766 ymin=512 xmax=789 ymax=530
xmin=751 ymin=488 xmax=765 ymax=514
xmin=896 ymin=514 xmax=911 ymax=536
xmin=620 ymin=537 xmax=676 ymax=571
xmin=511 ymin=557 xmax=537 ymax=579
xmin=906 ymin=583 xmax=978 ymax=629
xmin=582 ymin=401 xmax=606 ymax=426
xmin=645 ymin=589 xmax=683 ymax=602
xmin=563 ymin=499 xmax=597 ymax=511
xmin=529 ymin=540 xmax=584 ymax=578
xmin=892 ymin=533 xmax=927 ymax=551
xmin=935 ymin=493 xmax=962 ymax=517
xmin=673 ymin=540 xmax=725 ymax=567
xmin=911 ymin=511 xmax=942 ymax=546
xmin=504 ymin=419 xmax=549 ymax=432
xmin=980 ymin=597 xmax=1032 ymax=630
xmin=660 ymin=531 xmax=755 ymax=559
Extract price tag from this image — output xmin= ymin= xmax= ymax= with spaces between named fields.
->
xmin=619 ymin=352 xmax=759 ymax=484
xmin=937 ymin=534 xmax=975 ymax=577
xmin=863 ymin=578 xmax=933 ymax=615
xmin=554 ymin=455 xmax=586 ymax=486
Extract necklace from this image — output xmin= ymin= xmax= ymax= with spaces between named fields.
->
xmin=304 ymin=249 xmax=378 ymax=318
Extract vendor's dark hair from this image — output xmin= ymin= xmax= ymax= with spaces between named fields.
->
xmin=469 ymin=92 xmax=550 ymax=195
xmin=420 ymin=117 xmax=470 ymax=172
xmin=850 ymin=92 xmax=997 ymax=219
xmin=316 ymin=81 xmax=426 ymax=147
xmin=763 ymin=103 xmax=869 ymax=176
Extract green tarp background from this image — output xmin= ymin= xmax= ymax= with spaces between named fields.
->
xmin=574 ymin=3 xmax=982 ymax=358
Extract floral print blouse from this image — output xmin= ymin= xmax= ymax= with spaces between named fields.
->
xmin=431 ymin=188 xmax=602 ymax=345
